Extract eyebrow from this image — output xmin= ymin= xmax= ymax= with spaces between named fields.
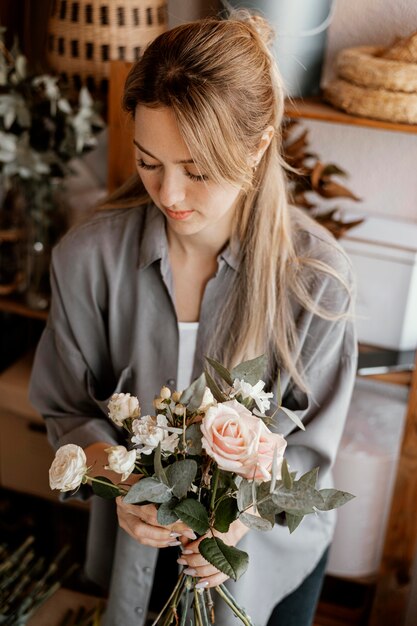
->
xmin=133 ymin=139 xmax=194 ymax=165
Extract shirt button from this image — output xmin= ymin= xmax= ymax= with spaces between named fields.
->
xmin=135 ymin=607 xmax=144 ymax=615
xmin=167 ymin=378 xmax=176 ymax=387
xmin=143 ymin=566 xmax=151 ymax=574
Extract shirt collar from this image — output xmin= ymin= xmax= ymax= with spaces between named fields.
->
xmin=137 ymin=203 xmax=241 ymax=272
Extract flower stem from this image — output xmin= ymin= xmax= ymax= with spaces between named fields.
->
xmin=210 ymin=467 xmax=220 ymax=511
xmin=215 ymin=585 xmax=254 ymax=626
xmin=150 ymin=573 xmax=185 ymax=626
xmin=193 ymin=586 xmax=204 ymax=626
xmin=85 ymin=476 xmax=127 ymax=495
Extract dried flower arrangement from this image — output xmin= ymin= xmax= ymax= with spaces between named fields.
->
xmin=283 ymin=119 xmax=364 ymax=239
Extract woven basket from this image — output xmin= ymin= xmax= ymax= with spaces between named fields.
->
xmin=336 ymin=46 xmax=417 ymax=93
xmin=380 ymin=30 xmax=417 ymax=63
xmin=324 ymin=79 xmax=417 ymax=124
xmin=47 ymin=0 xmax=168 ymax=91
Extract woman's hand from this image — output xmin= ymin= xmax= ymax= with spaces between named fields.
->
xmin=116 ymin=498 xmax=197 ymax=548
xmin=176 ymin=518 xmax=250 ymax=588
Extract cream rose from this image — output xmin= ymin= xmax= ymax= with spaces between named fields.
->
xmin=49 ymin=444 xmax=87 ymax=492
xmin=108 ymin=393 xmax=140 ymax=426
xmin=105 ymin=445 xmax=137 ymax=481
xmin=201 ymin=400 xmax=286 ymax=482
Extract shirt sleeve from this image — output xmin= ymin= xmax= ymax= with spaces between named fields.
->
xmin=28 ymin=241 xmax=121 ymax=454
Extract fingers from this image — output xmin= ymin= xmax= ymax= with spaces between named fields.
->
xmin=177 ymin=542 xmax=230 ymax=588
xmin=115 ymin=498 xmax=196 ymax=547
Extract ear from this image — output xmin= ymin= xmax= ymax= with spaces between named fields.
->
xmin=249 ymin=126 xmax=275 ymax=168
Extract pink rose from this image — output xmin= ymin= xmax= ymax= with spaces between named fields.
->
xmin=201 ymin=400 xmax=287 ymax=482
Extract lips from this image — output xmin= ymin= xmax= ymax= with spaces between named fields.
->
xmin=165 ymin=207 xmax=194 ymax=221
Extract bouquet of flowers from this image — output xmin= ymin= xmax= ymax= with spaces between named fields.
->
xmin=49 ymin=355 xmax=353 ymax=626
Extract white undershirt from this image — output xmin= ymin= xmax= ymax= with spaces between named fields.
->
xmin=177 ymin=321 xmax=199 ymax=392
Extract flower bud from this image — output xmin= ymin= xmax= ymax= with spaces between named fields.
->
xmin=172 ymin=391 xmax=182 ymax=403
xmin=174 ymin=403 xmax=185 ymax=416
xmin=153 ymin=397 xmax=166 ymax=411
xmin=160 ymin=386 xmax=171 ymax=400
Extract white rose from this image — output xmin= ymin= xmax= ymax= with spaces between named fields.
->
xmin=108 ymin=393 xmax=140 ymax=426
xmin=49 ymin=444 xmax=87 ymax=492
xmin=232 ymin=379 xmax=274 ymax=414
xmin=131 ymin=414 xmax=181 ymax=455
xmin=198 ymin=387 xmax=216 ymax=413
xmin=105 ymin=445 xmax=137 ymax=481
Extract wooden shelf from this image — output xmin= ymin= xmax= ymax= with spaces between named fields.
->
xmin=0 ymin=296 xmax=48 ymax=321
xmin=284 ymin=97 xmax=417 ymax=134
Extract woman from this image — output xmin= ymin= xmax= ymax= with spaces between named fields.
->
xmin=29 ymin=11 xmax=357 ymax=626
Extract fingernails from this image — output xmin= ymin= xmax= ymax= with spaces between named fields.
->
xmin=195 ymin=580 xmax=209 ymax=589
xmin=181 ymin=548 xmax=193 ymax=555
xmin=182 ymin=530 xmax=197 ymax=540
xmin=184 ymin=567 xmax=197 ymax=576
xmin=168 ymin=541 xmax=182 ymax=547
xmin=177 ymin=558 xmax=188 ymax=565
xmin=170 ymin=532 xmax=181 ymax=537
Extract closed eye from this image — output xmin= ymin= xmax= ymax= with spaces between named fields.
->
xmin=185 ymin=171 xmax=209 ymax=182
xmin=137 ymin=158 xmax=158 ymax=171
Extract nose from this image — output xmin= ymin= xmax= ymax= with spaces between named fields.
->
xmin=158 ymin=169 xmax=186 ymax=208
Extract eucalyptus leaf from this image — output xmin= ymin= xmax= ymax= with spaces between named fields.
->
xmin=281 ymin=458 xmax=293 ymax=490
xmin=231 ymin=354 xmax=267 ymax=386
xmin=154 ymin=443 xmax=168 ymax=485
xmin=278 ymin=406 xmax=306 ymax=431
xmin=271 ymin=483 xmax=324 ymax=515
xmin=205 ymin=357 xmax=233 ymax=386
xmin=166 ymin=459 xmax=198 ymax=499
xmin=174 ymin=498 xmax=210 ymax=535
xmin=184 ymin=423 xmax=203 ymax=455
xmin=157 ymin=498 xmax=180 ymax=525
xmin=204 ymin=370 xmax=228 ymax=402
xmin=180 ymin=373 xmax=207 ymax=412
xmin=239 ymin=511 xmax=273 ymax=532
xmin=286 ymin=512 xmax=304 ymax=533
xmin=91 ymin=476 xmax=121 ymax=500
xmin=237 ymin=479 xmax=254 ymax=512
xmin=213 ymin=498 xmax=239 ymax=533
xmin=199 ymin=537 xmax=249 ymax=581
xmin=316 ymin=489 xmax=355 ymax=511
xmin=123 ymin=477 xmax=172 ymax=504
xmin=298 ymin=467 xmax=319 ymax=488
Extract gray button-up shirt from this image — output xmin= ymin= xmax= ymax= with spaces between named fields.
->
xmin=29 ymin=204 xmax=357 ymax=626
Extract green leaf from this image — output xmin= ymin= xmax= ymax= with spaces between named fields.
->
xmin=316 ymin=489 xmax=355 ymax=511
xmin=174 ymin=498 xmax=210 ymax=535
xmin=286 ymin=512 xmax=304 ymax=533
xmin=166 ymin=459 xmax=198 ymax=499
xmin=213 ymin=498 xmax=239 ymax=533
xmin=199 ymin=537 xmax=249 ymax=581
xmin=271 ymin=483 xmax=324 ymax=515
xmin=256 ymin=481 xmax=280 ymax=523
xmin=184 ymin=423 xmax=203 ymax=455
xmin=157 ymin=498 xmax=180 ymax=525
xmin=231 ymin=354 xmax=268 ymax=386
xmin=205 ymin=357 xmax=233 ymax=386
xmin=154 ymin=443 xmax=168 ymax=485
xmin=298 ymin=467 xmax=319 ymax=489
xmin=204 ymin=370 xmax=228 ymax=402
xmin=180 ymin=374 xmax=207 ymax=413
xmin=281 ymin=458 xmax=293 ymax=489
xmin=91 ymin=476 xmax=121 ymax=499
xmin=239 ymin=511 xmax=273 ymax=532
xmin=123 ymin=477 xmax=172 ymax=504
xmin=278 ymin=406 xmax=305 ymax=431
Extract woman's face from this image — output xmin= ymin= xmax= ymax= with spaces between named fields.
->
xmin=134 ymin=105 xmax=243 ymax=241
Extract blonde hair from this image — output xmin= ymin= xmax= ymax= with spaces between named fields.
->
xmin=99 ymin=11 xmax=352 ymax=391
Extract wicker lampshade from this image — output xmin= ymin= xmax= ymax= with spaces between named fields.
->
xmin=47 ymin=0 xmax=168 ymax=91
